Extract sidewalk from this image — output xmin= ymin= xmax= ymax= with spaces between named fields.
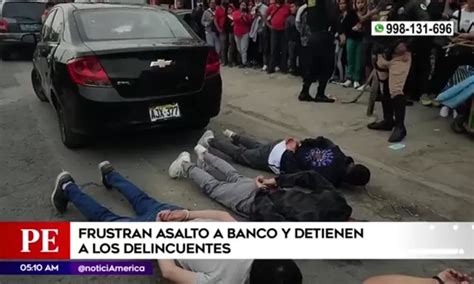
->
xmin=219 ymin=67 xmax=474 ymax=221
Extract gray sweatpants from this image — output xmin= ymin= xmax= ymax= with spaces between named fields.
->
xmin=183 ymin=152 xmax=257 ymax=218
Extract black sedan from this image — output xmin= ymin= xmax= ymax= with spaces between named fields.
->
xmin=31 ymin=3 xmax=222 ymax=148
xmin=0 ymin=0 xmax=46 ymax=60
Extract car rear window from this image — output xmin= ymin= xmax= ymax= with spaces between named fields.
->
xmin=2 ymin=2 xmax=46 ymax=22
xmin=74 ymin=8 xmax=192 ymax=41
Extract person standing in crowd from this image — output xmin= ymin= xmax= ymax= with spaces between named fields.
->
xmin=191 ymin=1 xmax=206 ymax=40
xmin=224 ymin=5 xmax=236 ymax=66
xmin=367 ymin=0 xmax=430 ymax=143
xmin=331 ymin=0 xmax=347 ymax=84
xmin=428 ymin=0 xmax=474 ymax=102
xmin=286 ymin=2 xmax=300 ymax=75
xmin=202 ymin=0 xmax=221 ymax=54
xmin=355 ymin=0 xmax=379 ymax=90
xmin=214 ymin=0 xmax=227 ymax=65
xmin=297 ymin=0 xmax=342 ymax=103
xmin=249 ymin=0 xmax=269 ymax=68
xmin=233 ymin=2 xmax=253 ymax=67
xmin=266 ymin=0 xmax=291 ymax=74
xmin=340 ymin=0 xmax=364 ymax=89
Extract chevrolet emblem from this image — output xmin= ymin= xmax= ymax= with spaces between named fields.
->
xmin=150 ymin=59 xmax=173 ymax=68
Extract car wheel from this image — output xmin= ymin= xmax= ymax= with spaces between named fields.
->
xmin=31 ymin=69 xmax=48 ymax=102
xmin=56 ymin=104 xmax=87 ymax=149
xmin=1 ymin=51 xmax=10 ymax=61
xmin=189 ymin=118 xmax=210 ymax=129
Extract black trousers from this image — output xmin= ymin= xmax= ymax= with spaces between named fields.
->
xmin=288 ymin=40 xmax=300 ymax=72
xmin=429 ymin=51 xmax=474 ymax=94
xmin=269 ymin=29 xmax=288 ymax=72
xmin=301 ymin=32 xmax=335 ymax=95
xmin=405 ymin=46 xmax=432 ymax=100
xmin=208 ymin=135 xmax=277 ymax=172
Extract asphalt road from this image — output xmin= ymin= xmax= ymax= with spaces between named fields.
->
xmin=0 ymin=59 xmax=472 ymax=283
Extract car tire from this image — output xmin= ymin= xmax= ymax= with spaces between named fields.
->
xmin=56 ymin=104 xmax=87 ymax=149
xmin=189 ymin=118 xmax=210 ymax=129
xmin=1 ymin=51 xmax=10 ymax=61
xmin=31 ymin=69 xmax=48 ymax=102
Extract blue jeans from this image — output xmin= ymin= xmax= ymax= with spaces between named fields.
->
xmin=64 ymin=171 xmax=181 ymax=221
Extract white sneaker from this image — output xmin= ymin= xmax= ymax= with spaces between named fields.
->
xmin=440 ymin=106 xmax=450 ymax=118
xmin=223 ymin=129 xmax=236 ymax=139
xmin=356 ymin=84 xmax=367 ymax=91
xmin=342 ymin=80 xmax=352 ymax=88
xmin=275 ymin=66 xmax=280 ymax=72
xmin=262 ymin=65 xmax=267 ymax=71
xmin=353 ymin=81 xmax=361 ymax=89
xmin=194 ymin=144 xmax=207 ymax=161
xmin=197 ymin=130 xmax=214 ymax=148
xmin=453 ymin=109 xmax=458 ymax=119
xmin=168 ymin=152 xmax=191 ymax=178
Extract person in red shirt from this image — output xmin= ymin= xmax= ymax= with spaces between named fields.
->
xmin=233 ymin=2 xmax=253 ymax=67
xmin=214 ymin=0 xmax=228 ymax=65
xmin=266 ymin=0 xmax=290 ymax=74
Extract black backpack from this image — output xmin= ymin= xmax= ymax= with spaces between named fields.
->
xmin=250 ymin=189 xmax=352 ymax=221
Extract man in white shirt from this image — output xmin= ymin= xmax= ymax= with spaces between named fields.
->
xmin=197 ymin=130 xmax=298 ymax=174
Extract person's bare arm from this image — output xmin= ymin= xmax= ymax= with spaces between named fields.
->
xmin=157 ymin=209 xmax=236 ymax=222
xmin=364 ymin=276 xmax=438 ymax=284
xmin=364 ymin=269 xmax=472 ymax=284
xmin=189 ymin=210 xmax=236 ymax=221
xmin=158 ymin=260 xmax=197 ymax=284
xmin=458 ymin=33 xmax=474 ymax=40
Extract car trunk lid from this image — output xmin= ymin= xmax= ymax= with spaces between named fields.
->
xmin=83 ymin=40 xmax=209 ymax=98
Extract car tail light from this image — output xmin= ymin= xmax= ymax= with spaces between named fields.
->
xmin=0 ymin=18 xmax=8 ymax=33
xmin=205 ymin=49 xmax=220 ymax=78
xmin=67 ymin=56 xmax=111 ymax=87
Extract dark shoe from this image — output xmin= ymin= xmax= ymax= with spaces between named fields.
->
xmin=98 ymin=161 xmax=114 ymax=189
xmin=388 ymin=125 xmax=407 ymax=142
xmin=451 ymin=116 xmax=467 ymax=134
xmin=367 ymin=120 xmax=394 ymax=131
xmin=238 ymin=64 xmax=244 ymax=69
xmin=51 ymin=171 xmax=74 ymax=214
xmin=228 ymin=63 xmax=234 ymax=68
xmin=314 ymin=95 xmax=335 ymax=103
xmin=298 ymin=91 xmax=313 ymax=101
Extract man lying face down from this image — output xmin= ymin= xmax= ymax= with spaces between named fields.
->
xmin=195 ymin=129 xmax=371 ymax=188
xmin=169 ymin=143 xmax=353 ymax=221
xmin=50 ymin=162 xmax=303 ymax=284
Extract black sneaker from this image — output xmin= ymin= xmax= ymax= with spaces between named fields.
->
xmin=51 ymin=171 xmax=74 ymax=214
xmin=314 ymin=95 xmax=335 ymax=103
xmin=367 ymin=120 xmax=394 ymax=131
xmin=98 ymin=161 xmax=114 ymax=189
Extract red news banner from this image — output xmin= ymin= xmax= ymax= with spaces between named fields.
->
xmin=0 ymin=221 xmax=473 ymax=260
xmin=0 ymin=222 xmax=70 ymax=260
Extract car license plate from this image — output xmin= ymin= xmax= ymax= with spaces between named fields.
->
xmin=149 ymin=103 xmax=181 ymax=122
xmin=20 ymin=24 xmax=41 ymax=32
